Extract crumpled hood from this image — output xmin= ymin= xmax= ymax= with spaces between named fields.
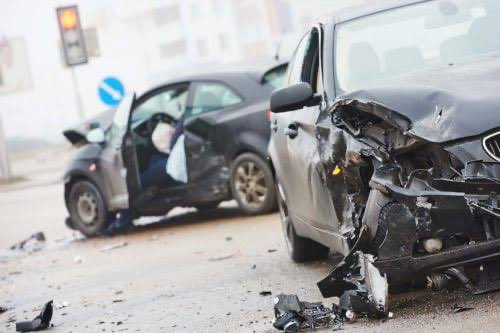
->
xmin=335 ymin=56 xmax=500 ymax=143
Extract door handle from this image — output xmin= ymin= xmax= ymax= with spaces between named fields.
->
xmin=284 ymin=123 xmax=298 ymax=139
xmin=270 ymin=120 xmax=278 ymax=132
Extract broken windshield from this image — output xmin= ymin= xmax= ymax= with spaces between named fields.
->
xmin=334 ymin=0 xmax=500 ymax=94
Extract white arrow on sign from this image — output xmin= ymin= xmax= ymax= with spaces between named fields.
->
xmin=99 ymin=81 xmax=123 ymax=101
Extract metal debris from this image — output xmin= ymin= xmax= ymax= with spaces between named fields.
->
xmin=73 ymin=255 xmax=84 ymax=264
xmin=54 ymin=301 xmax=69 ymax=309
xmin=101 ymin=241 xmax=128 ymax=252
xmin=273 ymin=250 xmax=389 ymax=331
xmin=16 ymin=300 xmax=53 ymax=332
xmin=317 ymin=251 xmax=388 ymax=318
xmin=208 ymin=251 xmax=239 ymax=261
xmin=273 ymin=294 xmax=341 ymax=332
xmin=450 ymin=304 xmax=474 ymax=314
xmin=10 ymin=232 xmax=46 ymax=251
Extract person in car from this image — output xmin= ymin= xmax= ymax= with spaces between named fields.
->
xmin=101 ymin=116 xmax=185 ymax=236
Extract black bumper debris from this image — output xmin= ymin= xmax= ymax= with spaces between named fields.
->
xmin=16 ymin=300 xmax=53 ymax=332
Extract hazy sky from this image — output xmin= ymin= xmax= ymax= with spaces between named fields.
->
xmin=0 ymin=0 xmax=370 ymax=142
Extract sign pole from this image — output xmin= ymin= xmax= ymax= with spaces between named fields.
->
xmin=0 ymin=112 xmax=12 ymax=180
xmin=71 ymin=66 xmax=85 ymax=121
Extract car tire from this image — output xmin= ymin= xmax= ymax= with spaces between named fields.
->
xmin=277 ymin=181 xmax=329 ymax=262
xmin=68 ymin=180 xmax=112 ymax=237
xmin=230 ymin=153 xmax=277 ymax=215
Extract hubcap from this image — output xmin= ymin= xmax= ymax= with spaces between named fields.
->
xmin=234 ymin=161 xmax=267 ymax=208
xmin=76 ymin=191 xmax=98 ymax=225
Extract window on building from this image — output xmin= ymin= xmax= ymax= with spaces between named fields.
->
xmin=218 ymin=33 xmax=230 ymax=51
xmin=153 ymin=5 xmax=180 ymax=27
xmin=160 ymin=40 xmax=187 ymax=59
xmin=197 ymin=39 xmax=208 ymax=57
xmin=189 ymin=82 xmax=243 ymax=116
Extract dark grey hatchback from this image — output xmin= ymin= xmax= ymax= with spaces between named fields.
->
xmin=63 ymin=62 xmax=287 ymax=236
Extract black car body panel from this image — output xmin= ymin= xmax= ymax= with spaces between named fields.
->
xmin=64 ymin=61 xmax=286 ymax=219
xmin=269 ymin=0 xmax=500 ymax=299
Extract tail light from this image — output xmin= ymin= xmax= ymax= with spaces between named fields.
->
xmin=266 ymin=109 xmax=272 ymax=121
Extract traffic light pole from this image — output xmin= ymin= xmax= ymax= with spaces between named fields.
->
xmin=0 ymin=112 xmax=12 ymax=180
xmin=70 ymin=67 xmax=85 ymax=121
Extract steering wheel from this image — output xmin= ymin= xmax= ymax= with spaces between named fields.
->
xmin=146 ymin=112 xmax=177 ymax=135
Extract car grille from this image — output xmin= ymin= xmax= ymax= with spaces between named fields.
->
xmin=483 ymin=131 xmax=500 ymax=161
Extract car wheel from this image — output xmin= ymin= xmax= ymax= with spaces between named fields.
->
xmin=277 ymin=181 xmax=329 ymax=262
xmin=230 ymin=153 xmax=277 ymax=215
xmin=68 ymin=180 xmax=112 ymax=237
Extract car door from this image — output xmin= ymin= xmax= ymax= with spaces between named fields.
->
xmin=276 ymin=27 xmax=339 ymax=234
xmin=99 ymin=94 xmax=137 ymax=210
xmin=184 ymin=81 xmax=244 ymax=190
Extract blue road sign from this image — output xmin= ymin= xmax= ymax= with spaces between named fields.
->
xmin=98 ymin=77 xmax=124 ymax=106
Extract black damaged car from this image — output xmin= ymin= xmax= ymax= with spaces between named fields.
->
xmin=63 ymin=62 xmax=287 ymax=236
xmin=269 ymin=0 xmax=500 ymax=312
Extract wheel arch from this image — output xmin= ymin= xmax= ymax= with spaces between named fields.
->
xmin=64 ymin=170 xmax=109 ymax=210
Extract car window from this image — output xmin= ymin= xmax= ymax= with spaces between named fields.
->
xmin=334 ymin=0 xmax=500 ymax=93
xmin=132 ymin=84 xmax=188 ymax=125
xmin=262 ymin=65 xmax=287 ymax=89
xmin=286 ymin=31 xmax=311 ymax=86
xmin=188 ymin=82 xmax=242 ymax=117
xmin=286 ymin=28 xmax=320 ymax=89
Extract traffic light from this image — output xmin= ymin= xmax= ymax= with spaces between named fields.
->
xmin=56 ymin=6 xmax=88 ymax=66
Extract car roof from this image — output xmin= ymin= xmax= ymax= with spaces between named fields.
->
xmin=318 ymin=0 xmax=429 ymax=25
xmin=150 ymin=59 xmax=289 ymax=91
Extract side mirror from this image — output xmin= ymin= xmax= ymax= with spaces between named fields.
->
xmin=86 ymin=127 xmax=105 ymax=144
xmin=270 ymin=82 xmax=321 ymax=113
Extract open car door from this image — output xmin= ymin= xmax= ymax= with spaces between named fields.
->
xmin=99 ymin=94 xmax=141 ymax=210
xmin=184 ymin=114 xmax=228 ymax=195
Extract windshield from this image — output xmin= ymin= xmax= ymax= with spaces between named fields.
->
xmin=334 ymin=0 xmax=500 ymax=93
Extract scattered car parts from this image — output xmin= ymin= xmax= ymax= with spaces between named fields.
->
xmin=318 ymin=251 xmax=388 ymax=318
xmin=16 ymin=300 xmax=53 ymax=332
xmin=10 ymin=232 xmax=46 ymax=252
xmin=273 ymin=294 xmax=341 ymax=332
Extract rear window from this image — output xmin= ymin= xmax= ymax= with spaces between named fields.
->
xmin=262 ymin=64 xmax=288 ymax=89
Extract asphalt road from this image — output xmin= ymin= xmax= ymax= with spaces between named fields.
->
xmin=1 ymin=182 xmax=499 ymax=332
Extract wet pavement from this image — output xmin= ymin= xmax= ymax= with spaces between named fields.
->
xmin=1 ymin=182 xmax=500 ymax=332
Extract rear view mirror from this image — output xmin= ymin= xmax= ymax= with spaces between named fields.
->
xmin=86 ymin=127 xmax=105 ymax=144
xmin=270 ymin=82 xmax=321 ymax=113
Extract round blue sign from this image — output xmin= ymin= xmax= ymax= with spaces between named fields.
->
xmin=98 ymin=77 xmax=125 ymax=106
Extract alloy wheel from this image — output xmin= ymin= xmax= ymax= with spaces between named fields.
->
xmin=234 ymin=161 xmax=268 ymax=209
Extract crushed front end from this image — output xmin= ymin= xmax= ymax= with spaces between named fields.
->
xmin=317 ymin=96 xmax=500 ymax=300
xmin=368 ymin=152 xmax=500 ymax=286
